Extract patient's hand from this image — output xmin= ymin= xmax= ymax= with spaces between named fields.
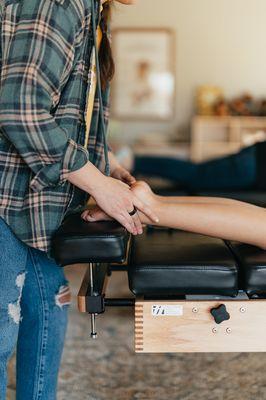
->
xmin=130 ymin=181 xmax=156 ymax=208
xmin=81 ymin=205 xmax=112 ymax=222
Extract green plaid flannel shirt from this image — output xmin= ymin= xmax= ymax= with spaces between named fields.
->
xmin=0 ymin=0 xmax=110 ymax=258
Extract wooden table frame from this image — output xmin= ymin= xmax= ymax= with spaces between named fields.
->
xmin=77 ymin=264 xmax=266 ymax=353
xmin=135 ymin=298 xmax=266 ymax=353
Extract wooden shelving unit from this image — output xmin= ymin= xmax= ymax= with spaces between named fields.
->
xmin=191 ymin=116 xmax=266 ymax=162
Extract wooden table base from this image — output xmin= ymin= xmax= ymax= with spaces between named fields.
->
xmin=135 ymin=299 xmax=266 ymax=353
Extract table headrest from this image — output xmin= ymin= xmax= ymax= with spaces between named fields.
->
xmin=51 ymin=212 xmax=130 ymax=266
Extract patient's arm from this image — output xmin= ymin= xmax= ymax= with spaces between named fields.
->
xmin=157 ymin=194 xmax=256 ymax=207
xmin=157 ymin=195 xmax=238 ymax=205
xmin=81 ymin=181 xmax=266 ymax=250
xmin=133 ymin=182 xmax=266 ymax=249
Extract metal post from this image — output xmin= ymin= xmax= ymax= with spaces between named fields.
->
xmin=90 ymin=313 xmax=97 ymax=339
xmin=89 ymin=263 xmax=97 ymax=339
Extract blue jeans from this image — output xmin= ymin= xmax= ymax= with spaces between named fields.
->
xmin=0 ymin=217 xmax=69 ymax=400
xmin=134 ymin=145 xmax=258 ymax=190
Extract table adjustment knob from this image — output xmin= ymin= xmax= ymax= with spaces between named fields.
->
xmin=210 ymin=304 xmax=230 ymax=324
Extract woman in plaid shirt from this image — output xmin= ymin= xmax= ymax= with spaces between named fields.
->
xmin=0 ymin=0 xmax=157 ymax=398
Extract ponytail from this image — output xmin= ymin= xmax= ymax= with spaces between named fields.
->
xmin=99 ymin=1 xmax=115 ymax=91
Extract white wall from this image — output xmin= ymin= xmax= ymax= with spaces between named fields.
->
xmin=111 ymin=0 xmax=266 ymax=141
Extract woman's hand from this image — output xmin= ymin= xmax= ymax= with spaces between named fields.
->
xmin=67 ymin=160 xmax=158 ymax=235
xmin=89 ymin=175 xmax=158 ymax=235
xmin=109 ymin=150 xmax=136 ymax=186
xmin=111 ymin=165 xmax=136 ymax=186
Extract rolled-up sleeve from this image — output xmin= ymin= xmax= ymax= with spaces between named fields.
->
xmin=0 ymin=0 xmax=89 ymax=192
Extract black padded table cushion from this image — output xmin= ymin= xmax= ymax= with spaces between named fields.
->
xmin=228 ymin=242 xmax=266 ymax=296
xmin=128 ymin=228 xmax=238 ymax=296
xmin=51 ymin=212 xmax=129 ymax=266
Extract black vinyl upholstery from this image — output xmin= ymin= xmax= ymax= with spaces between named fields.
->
xmin=128 ymin=228 xmax=238 ymax=296
xmin=51 ymin=212 xmax=129 ymax=266
xmin=228 ymin=242 xmax=266 ymax=296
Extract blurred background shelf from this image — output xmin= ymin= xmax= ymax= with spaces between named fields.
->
xmin=191 ymin=116 xmax=266 ymax=162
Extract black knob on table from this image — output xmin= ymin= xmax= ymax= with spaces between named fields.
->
xmin=210 ymin=304 xmax=230 ymax=324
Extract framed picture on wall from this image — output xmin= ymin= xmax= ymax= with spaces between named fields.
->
xmin=111 ymin=28 xmax=176 ymax=121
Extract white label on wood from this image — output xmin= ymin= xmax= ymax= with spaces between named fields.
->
xmin=151 ymin=305 xmax=183 ymax=317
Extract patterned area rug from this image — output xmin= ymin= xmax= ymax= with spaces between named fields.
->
xmin=8 ymin=265 xmax=266 ymax=400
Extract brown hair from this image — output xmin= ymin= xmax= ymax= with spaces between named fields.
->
xmin=99 ymin=1 xmax=115 ymax=91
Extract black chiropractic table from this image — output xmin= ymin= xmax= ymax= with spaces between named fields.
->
xmin=51 ymin=208 xmax=266 ymax=353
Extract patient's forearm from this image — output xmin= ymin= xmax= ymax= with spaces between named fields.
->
xmin=157 ymin=194 xmax=257 ymax=207
xmin=139 ymin=200 xmax=266 ymax=249
xmin=84 ymin=181 xmax=266 ymax=250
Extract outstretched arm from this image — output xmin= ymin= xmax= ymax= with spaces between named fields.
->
xmin=81 ymin=181 xmax=266 ymax=250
